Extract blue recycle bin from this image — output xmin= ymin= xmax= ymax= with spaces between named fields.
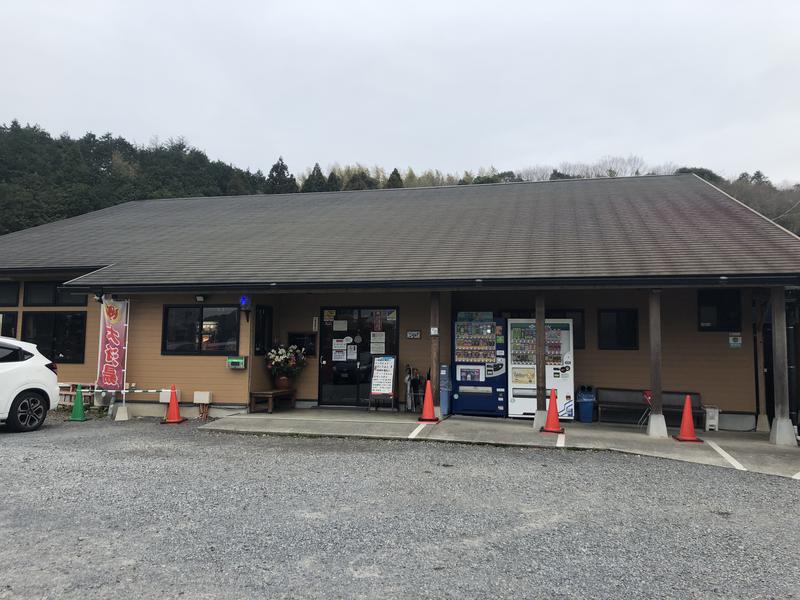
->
xmin=576 ymin=385 xmax=595 ymax=423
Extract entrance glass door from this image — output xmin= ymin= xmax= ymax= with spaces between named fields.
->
xmin=318 ymin=307 xmax=399 ymax=406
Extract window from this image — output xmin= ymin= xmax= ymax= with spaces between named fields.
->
xmin=547 ymin=309 xmax=585 ymax=349
xmin=0 ymin=344 xmax=30 ymax=362
xmin=21 ymin=312 xmax=86 ymax=362
xmin=0 ymin=344 xmax=20 ymax=362
xmin=698 ymin=289 xmax=741 ymax=332
xmin=0 ymin=312 xmax=18 ymax=338
xmin=288 ymin=332 xmax=317 ymax=357
xmin=23 ymin=282 xmax=87 ymax=306
xmin=598 ymin=309 xmax=638 ymax=350
xmin=0 ymin=282 xmax=19 ymax=306
xmin=253 ymin=305 xmax=273 ymax=355
xmin=162 ymin=305 xmax=239 ymax=355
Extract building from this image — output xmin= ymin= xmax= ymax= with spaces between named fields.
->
xmin=1 ymin=174 xmax=798 ymax=444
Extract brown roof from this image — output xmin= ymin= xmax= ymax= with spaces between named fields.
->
xmin=1 ymin=174 xmax=799 ymax=290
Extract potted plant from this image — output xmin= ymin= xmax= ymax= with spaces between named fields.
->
xmin=265 ymin=344 xmax=307 ymax=390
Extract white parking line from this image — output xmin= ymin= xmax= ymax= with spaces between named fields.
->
xmin=706 ymin=440 xmax=747 ymax=471
xmin=792 ymin=471 xmax=800 ymax=480
xmin=556 ymin=433 xmax=566 ymax=448
xmin=408 ymin=423 xmax=428 ymax=439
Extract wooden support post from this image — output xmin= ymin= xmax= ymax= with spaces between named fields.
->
xmin=754 ymin=292 xmax=770 ymax=432
xmin=430 ymin=291 xmax=440 ymax=412
xmin=769 ymin=287 xmax=797 ymax=445
xmin=647 ymin=289 xmax=668 ymax=438
xmin=532 ymin=294 xmax=548 ymax=430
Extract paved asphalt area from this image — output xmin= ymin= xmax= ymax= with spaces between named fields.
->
xmin=1 ymin=416 xmax=798 ymax=600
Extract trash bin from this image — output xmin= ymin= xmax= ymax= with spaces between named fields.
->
xmin=576 ymin=385 xmax=595 ymax=423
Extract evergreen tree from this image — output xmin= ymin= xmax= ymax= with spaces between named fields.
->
xmin=549 ymin=169 xmax=580 ymax=181
xmin=0 ymin=121 xmax=271 ymax=235
xmin=326 ymin=170 xmax=342 ymax=192
xmin=385 ymin=168 xmax=404 ymax=188
xmin=675 ymin=166 xmax=725 ymax=185
xmin=301 ymin=163 xmax=327 ymax=193
xmin=264 ymin=157 xmax=299 ymax=194
xmin=343 ymin=169 xmax=378 ymax=191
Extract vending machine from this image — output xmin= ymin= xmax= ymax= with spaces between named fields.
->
xmin=507 ymin=318 xmax=574 ymax=419
xmin=451 ymin=312 xmax=507 ymax=417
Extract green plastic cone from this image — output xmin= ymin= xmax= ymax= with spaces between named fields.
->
xmin=68 ymin=384 xmax=88 ymax=422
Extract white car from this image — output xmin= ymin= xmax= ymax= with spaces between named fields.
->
xmin=0 ymin=336 xmax=59 ymax=432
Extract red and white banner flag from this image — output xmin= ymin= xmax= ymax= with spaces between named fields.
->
xmin=96 ymin=296 xmax=129 ymax=390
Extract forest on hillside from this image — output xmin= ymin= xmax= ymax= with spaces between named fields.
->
xmin=1 ymin=120 xmax=799 ymax=236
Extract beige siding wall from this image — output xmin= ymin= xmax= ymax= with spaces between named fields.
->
xmin=125 ymin=294 xmax=251 ymax=405
xmin=455 ymin=288 xmax=756 ymax=412
xmin=2 ymin=277 xmax=758 ymax=413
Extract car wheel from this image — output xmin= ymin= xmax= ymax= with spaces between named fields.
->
xmin=6 ymin=391 xmax=48 ymax=432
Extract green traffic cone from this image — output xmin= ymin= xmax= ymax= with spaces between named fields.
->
xmin=68 ymin=384 xmax=88 ymax=422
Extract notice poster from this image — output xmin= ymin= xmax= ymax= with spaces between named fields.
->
xmin=370 ymin=355 xmax=395 ymax=397
xmin=370 ymin=331 xmax=385 ymax=343
xmin=323 ymin=310 xmax=336 ymax=322
xmin=95 ymin=296 xmax=129 ymax=390
xmin=512 ymin=367 xmax=536 ymax=385
xmin=333 ymin=320 xmax=348 ymax=331
xmin=332 ymin=349 xmax=346 ymax=361
xmin=386 ymin=309 xmax=397 ymax=322
xmin=346 ymin=344 xmax=358 ymax=360
xmin=370 ymin=342 xmax=385 ymax=355
xmin=332 ymin=338 xmax=346 ymax=350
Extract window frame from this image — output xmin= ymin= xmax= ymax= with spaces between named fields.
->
xmin=0 ymin=311 xmax=18 ymax=338
xmin=697 ymin=289 xmax=742 ymax=332
xmin=0 ymin=282 xmax=20 ymax=307
xmin=23 ymin=281 xmax=87 ymax=307
xmin=21 ymin=311 xmax=87 ymax=363
xmin=161 ymin=304 xmax=240 ymax=356
xmin=597 ymin=309 xmax=639 ymax=351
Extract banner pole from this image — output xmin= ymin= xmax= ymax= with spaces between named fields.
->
xmin=121 ymin=301 xmax=130 ymax=407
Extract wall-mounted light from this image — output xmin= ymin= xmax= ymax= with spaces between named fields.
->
xmin=239 ymin=294 xmax=252 ymax=322
xmin=195 ymin=295 xmax=206 ymax=302
xmin=93 ymin=292 xmax=104 ymax=303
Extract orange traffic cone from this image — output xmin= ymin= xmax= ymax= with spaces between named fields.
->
xmin=418 ymin=380 xmax=439 ymax=423
xmin=162 ymin=384 xmax=186 ymax=424
xmin=674 ymin=394 xmax=702 ymax=442
xmin=540 ymin=388 xmax=564 ymax=434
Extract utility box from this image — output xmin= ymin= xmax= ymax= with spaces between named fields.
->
xmin=226 ymin=356 xmax=247 ymax=370
xmin=193 ymin=391 xmax=212 ymax=404
xmin=159 ymin=388 xmax=181 ymax=403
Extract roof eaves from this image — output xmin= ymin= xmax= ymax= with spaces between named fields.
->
xmin=61 ymin=272 xmax=800 ymax=294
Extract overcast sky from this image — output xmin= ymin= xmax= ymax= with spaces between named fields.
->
xmin=1 ymin=1 xmax=798 ymax=183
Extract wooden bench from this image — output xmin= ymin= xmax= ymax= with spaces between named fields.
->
xmin=249 ymin=389 xmax=296 ymax=414
xmin=596 ymin=388 xmax=703 ymax=427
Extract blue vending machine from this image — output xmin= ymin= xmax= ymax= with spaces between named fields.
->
xmin=451 ymin=312 xmax=507 ymax=417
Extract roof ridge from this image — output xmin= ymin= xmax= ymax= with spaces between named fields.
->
xmin=97 ymin=173 xmax=692 ymax=205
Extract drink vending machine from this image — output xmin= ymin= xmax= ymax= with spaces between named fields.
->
xmin=507 ymin=318 xmax=574 ymax=419
xmin=451 ymin=312 xmax=507 ymax=416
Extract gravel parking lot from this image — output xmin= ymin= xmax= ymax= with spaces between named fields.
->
xmin=1 ymin=415 xmax=798 ymax=599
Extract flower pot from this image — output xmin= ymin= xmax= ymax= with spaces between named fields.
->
xmin=273 ymin=375 xmax=293 ymax=390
